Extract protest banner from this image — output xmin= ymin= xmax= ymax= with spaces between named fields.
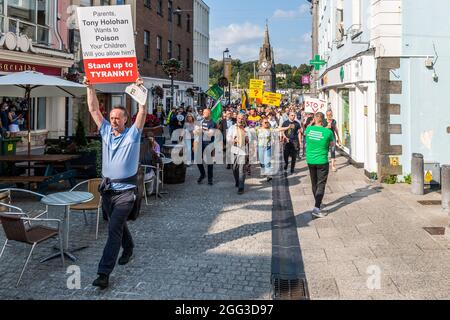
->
xmin=262 ymin=92 xmax=282 ymax=106
xmin=77 ymin=5 xmax=138 ymax=84
xmin=249 ymin=79 xmax=264 ymax=91
xmin=305 ymin=97 xmax=327 ymax=114
xmin=248 ymin=88 xmax=263 ymax=99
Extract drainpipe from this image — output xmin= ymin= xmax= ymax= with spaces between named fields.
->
xmin=54 ymin=1 xmax=64 ymax=51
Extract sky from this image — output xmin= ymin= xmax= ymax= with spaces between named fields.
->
xmin=207 ymin=0 xmax=312 ymax=66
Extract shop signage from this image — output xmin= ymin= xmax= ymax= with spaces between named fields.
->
xmin=301 ymin=75 xmax=310 ymax=85
xmin=77 ymin=5 xmax=138 ymax=84
xmin=163 ymin=84 xmax=179 ymax=89
xmin=340 ymin=67 xmax=345 ymax=82
xmin=0 ymin=60 xmax=61 ymax=76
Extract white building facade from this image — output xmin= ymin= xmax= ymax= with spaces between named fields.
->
xmin=314 ymin=0 xmax=450 ymax=180
xmin=193 ymin=0 xmax=209 ymax=92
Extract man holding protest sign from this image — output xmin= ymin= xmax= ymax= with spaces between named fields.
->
xmin=79 ymin=4 xmax=147 ymax=290
xmin=85 ymin=76 xmax=147 ymax=290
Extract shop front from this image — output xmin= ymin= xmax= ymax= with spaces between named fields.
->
xmin=317 ymin=54 xmax=378 ymax=174
xmin=0 ymin=49 xmax=74 ymax=150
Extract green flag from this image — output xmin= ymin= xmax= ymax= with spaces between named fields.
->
xmin=211 ymin=100 xmax=223 ymax=124
xmin=206 ymin=84 xmax=224 ymax=101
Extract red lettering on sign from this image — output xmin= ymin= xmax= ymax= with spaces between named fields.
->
xmin=84 ymin=57 xmax=138 ymax=84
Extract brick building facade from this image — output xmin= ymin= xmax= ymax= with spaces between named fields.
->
xmin=67 ymin=0 xmax=197 ymax=133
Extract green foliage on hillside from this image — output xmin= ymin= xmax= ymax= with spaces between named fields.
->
xmin=209 ymin=58 xmax=312 ymax=90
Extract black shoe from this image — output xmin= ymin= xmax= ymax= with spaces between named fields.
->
xmin=92 ymin=273 xmax=109 ymax=290
xmin=291 ymin=169 xmax=295 ymax=174
xmin=284 ymin=165 xmax=288 ymax=171
xmin=267 ymin=177 xmax=273 ymax=182
xmin=197 ymin=176 xmax=205 ymax=184
xmin=238 ymin=189 xmax=244 ymax=195
xmin=208 ymin=181 xmax=213 ymax=186
xmin=118 ymin=250 xmax=133 ymax=266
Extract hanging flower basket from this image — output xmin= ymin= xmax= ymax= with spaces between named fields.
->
xmin=163 ymin=58 xmax=183 ymax=76
xmin=151 ymin=85 xmax=164 ymax=99
xmin=186 ymin=88 xmax=195 ymax=97
xmin=218 ymin=76 xmax=229 ymax=88
xmin=64 ymin=71 xmax=81 ymax=83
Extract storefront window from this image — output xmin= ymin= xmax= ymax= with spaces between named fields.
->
xmin=1 ymin=0 xmax=49 ymax=43
xmin=36 ymin=97 xmax=46 ymax=130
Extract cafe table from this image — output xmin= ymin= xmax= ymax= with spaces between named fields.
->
xmin=40 ymin=191 xmax=94 ymax=262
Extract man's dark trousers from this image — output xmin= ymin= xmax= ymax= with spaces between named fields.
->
xmin=232 ymin=154 xmax=246 ymax=189
xmin=98 ymin=190 xmax=135 ymax=275
xmin=197 ymin=143 xmax=214 ymax=182
xmin=308 ymin=164 xmax=330 ymax=208
xmin=284 ymin=142 xmax=298 ymax=171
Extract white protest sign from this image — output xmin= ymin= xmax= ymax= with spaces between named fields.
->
xmin=125 ymin=84 xmax=148 ymax=106
xmin=305 ymin=98 xmax=327 ymax=114
xmin=77 ymin=5 xmax=138 ymax=84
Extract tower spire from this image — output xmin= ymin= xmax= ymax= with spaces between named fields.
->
xmin=264 ymin=20 xmax=270 ymax=45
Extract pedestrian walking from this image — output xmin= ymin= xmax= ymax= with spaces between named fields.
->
xmin=196 ymin=108 xmax=217 ymax=185
xmin=255 ymin=118 xmax=291 ymax=182
xmin=183 ymin=113 xmax=196 ymax=165
xmin=305 ymin=112 xmax=334 ymax=219
xmin=282 ymin=112 xmax=302 ymax=174
xmin=219 ymin=110 xmax=235 ymax=169
xmin=227 ymin=113 xmax=249 ymax=194
xmin=325 ymin=110 xmax=341 ymax=172
xmin=84 ymin=76 xmax=147 ymax=290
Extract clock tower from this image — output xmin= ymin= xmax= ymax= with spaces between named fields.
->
xmin=258 ymin=22 xmax=276 ymax=93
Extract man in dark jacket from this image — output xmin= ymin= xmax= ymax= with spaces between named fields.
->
xmin=219 ymin=110 xmax=235 ymax=168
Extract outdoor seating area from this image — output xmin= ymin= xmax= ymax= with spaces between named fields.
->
xmin=0 ymin=130 xmax=181 ymax=287
xmin=0 ymin=185 xmax=96 ymax=286
xmin=0 ymin=155 xmax=79 ymax=193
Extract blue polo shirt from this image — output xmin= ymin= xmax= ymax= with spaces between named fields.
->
xmin=100 ymin=120 xmax=142 ymax=191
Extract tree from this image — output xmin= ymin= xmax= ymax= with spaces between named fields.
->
xmin=210 ymin=58 xmax=311 ymax=90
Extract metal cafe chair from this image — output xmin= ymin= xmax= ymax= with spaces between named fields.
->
xmin=141 ymin=164 xmax=159 ymax=205
xmin=69 ymin=179 xmax=102 ymax=240
xmin=0 ymin=188 xmax=49 ymax=220
xmin=0 ymin=212 xmax=64 ymax=287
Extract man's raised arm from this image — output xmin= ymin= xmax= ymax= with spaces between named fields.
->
xmin=84 ymin=77 xmax=104 ymax=129
xmin=133 ymin=77 xmax=148 ymax=130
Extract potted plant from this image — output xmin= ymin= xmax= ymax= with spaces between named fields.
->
xmin=44 ymin=115 xmax=101 ymax=178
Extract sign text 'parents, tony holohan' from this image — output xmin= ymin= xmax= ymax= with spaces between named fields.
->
xmin=77 ymin=5 xmax=138 ymax=84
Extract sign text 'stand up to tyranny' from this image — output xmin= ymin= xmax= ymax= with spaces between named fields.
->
xmin=77 ymin=5 xmax=138 ymax=84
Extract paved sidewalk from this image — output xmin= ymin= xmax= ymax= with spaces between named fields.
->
xmin=289 ymin=155 xmax=450 ymax=300
xmin=1 ymin=151 xmax=449 ymax=300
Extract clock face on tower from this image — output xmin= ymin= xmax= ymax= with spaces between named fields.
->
xmin=261 ymin=61 xmax=268 ymax=70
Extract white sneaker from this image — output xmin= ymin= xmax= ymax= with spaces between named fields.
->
xmin=312 ymin=207 xmax=328 ymax=219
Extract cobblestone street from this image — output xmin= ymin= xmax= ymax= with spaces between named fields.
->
xmin=0 ymin=154 xmax=448 ymax=300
